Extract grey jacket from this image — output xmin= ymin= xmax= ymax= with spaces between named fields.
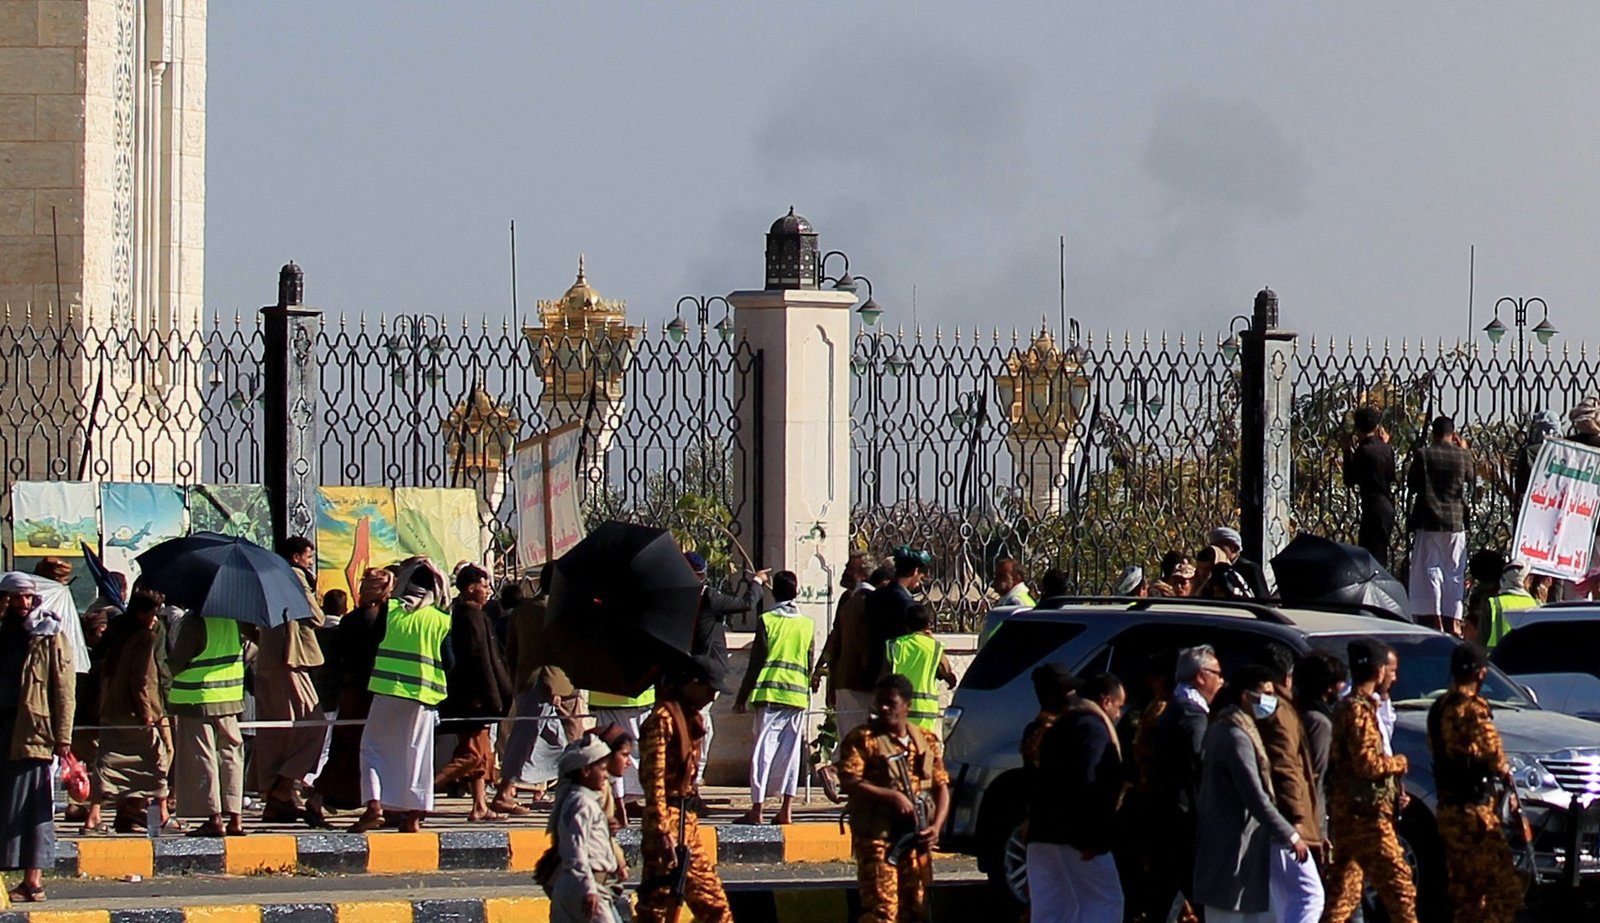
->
xmin=1192 ymin=710 xmax=1300 ymax=913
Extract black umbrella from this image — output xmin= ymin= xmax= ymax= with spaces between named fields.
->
xmin=1270 ymin=533 xmax=1410 ymax=619
xmin=544 ymin=521 xmax=704 ymax=697
xmin=134 ymin=532 xmax=310 ymax=628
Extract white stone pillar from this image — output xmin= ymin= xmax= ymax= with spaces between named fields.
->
xmin=727 ymin=288 xmax=858 ymax=637
xmin=1006 ymin=434 xmax=1079 ymax=517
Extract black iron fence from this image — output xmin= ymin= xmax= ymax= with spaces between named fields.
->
xmin=848 ymin=327 xmax=1596 ymax=630
xmin=5 ymin=307 xmax=1593 ymax=629
xmin=0 ymin=311 xmax=762 ymax=575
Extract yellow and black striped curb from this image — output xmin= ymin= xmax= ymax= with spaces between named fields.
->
xmin=50 ymin=824 xmax=855 ymax=879
xmin=0 ymin=889 xmax=879 ymax=923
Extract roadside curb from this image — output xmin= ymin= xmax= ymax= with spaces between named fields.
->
xmin=52 ymin=823 xmax=852 ymax=879
xmin=0 ymin=890 xmax=881 ymax=923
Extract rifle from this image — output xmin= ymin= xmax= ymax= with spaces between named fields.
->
xmin=1494 ymin=773 xmax=1537 ymax=896
xmin=883 ymin=751 xmax=934 ymax=865
xmin=640 ymin=800 xmax=691 ymax=922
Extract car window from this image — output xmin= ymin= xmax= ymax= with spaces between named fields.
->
xmin=1308 ymin=633 xmax=1537 ymax=710
xmin=1492 ymin=623 xmax=1600 ymax=680
xmin=959 ymin=620 xmax=1088 ymax=691
xmin=1103 ymin=622 xmax=1297 ymax=711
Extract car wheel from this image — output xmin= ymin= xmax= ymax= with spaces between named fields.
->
xmin=1001 ymin=822 xmax=1030 ymax=905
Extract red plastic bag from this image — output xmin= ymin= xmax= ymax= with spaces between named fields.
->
xmin=59 ymin=752 xmax=90 ymax=802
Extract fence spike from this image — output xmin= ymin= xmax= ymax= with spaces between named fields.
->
xmin=3 ymin=302 xmax=9 ymax=323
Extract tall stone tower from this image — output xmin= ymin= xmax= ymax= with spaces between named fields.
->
xmin=522 ymin=258 xmax=640 ymax=497
xmin=0 ymin=1 xmax=207 ymax=483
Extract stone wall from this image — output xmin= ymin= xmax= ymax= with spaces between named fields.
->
xmin=0 ymin=0 xmax=207 ymax=488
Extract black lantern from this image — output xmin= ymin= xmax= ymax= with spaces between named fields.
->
xmin=764 ymin=207 xmax=818 ymax=290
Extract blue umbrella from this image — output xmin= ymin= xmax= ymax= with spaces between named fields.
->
xmin=134 ymin=532 xmax=309 ymax=628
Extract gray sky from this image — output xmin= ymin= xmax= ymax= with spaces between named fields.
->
xmin=206 ymin=1 xmax=1600 ymax=345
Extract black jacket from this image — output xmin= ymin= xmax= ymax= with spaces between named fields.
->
xmin=1151 ymin=695 xmax=1208 ymax=825
xmin=864 ymin=583 xmax=917 ymax=678
xmin=694 ymin=578 xmax=765 ymax=669
xmin=1029 ymin=706 xmax=1125 ymax=852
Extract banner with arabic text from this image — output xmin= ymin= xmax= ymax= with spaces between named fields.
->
xmin=1513 ymin=438 xmax=1600 ymax=580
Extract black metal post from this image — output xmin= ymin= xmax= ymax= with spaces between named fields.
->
xmin=262 ymin=263 xmax=322 ymax=551
xmin=1238 ymin=287 xmax=1277 ymax=563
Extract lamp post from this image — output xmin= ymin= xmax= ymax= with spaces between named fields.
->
xmin=820 ymin=250 xmax=884 ymax=328
xmin=1484 ymin=296 xmax=1557 ymax=414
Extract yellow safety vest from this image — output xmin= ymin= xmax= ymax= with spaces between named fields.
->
xmin=887 ymin=633 xmax=944 ymax=731
xmin=1485 ymin=592 xmax=1537 ymax=649
xmin=590 ymin=687 xmax=656 ymax=709
xmin=750 ymin=608 xmax=814 ymax=709
xmin=170 ymin=617 xmax=244 ymax=707
xmin=368 ymin=600 xmax=452 ymax=706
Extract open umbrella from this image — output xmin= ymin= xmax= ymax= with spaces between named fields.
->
xmin=544 ymin=521 xmax=705 ymax=697
xmin=134 ymin=532 xmax=309 ymax=628
xmin=1270 ymin=533 xmax=1410 ymax=619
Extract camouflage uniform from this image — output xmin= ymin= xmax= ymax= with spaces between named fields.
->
xmin=1322 ymin=694 xmax=1417 ymax=923
xmin=634 ymin=703 xmax=732 ymax=923
xmin=838 ymin=723 xmax=950 ymax=923
xmin=1019 ymin=709 xmax=1058 ymax=770
xmin=1429 ymin=687 xmax=1521 ymax=923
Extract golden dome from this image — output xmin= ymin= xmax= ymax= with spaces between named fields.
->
xmin=538 ymin=255 xmax=626 ymax=327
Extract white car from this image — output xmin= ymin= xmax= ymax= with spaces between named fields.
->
xmin=1491 ymin=604 xmax=1600 ymax=723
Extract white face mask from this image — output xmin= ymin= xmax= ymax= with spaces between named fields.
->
xmin=1251 ymin=693 xmax=1279 ymax=720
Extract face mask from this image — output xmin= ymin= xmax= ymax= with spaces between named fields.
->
xmin=1251 ymin=693 xmax=1279 ymax=720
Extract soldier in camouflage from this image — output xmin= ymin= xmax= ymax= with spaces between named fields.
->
xmin=1427 ymin=642 xmax=1522 ymax=923
xmin=1322 ymin=639 xmax=1417 ymax=923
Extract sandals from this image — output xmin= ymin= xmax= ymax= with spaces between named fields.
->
xmin=466 ymin=810 xmax=507 ymax=823
xmin=488 ymin=800 xmax=532 ymax=817
xmin=78 ymin=822 xmax=112 ymax=837
xmin=7 ymin=884 xmax=45 ymax=903
xmin=187 ymin=822 xmax=227 ymax=838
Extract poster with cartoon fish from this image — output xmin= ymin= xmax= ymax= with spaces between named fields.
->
xmin=100 ymin=482 xmax=188 ymax=581
xmin=395 ymin=487 xmax=482 ymax=571
xmin=316 ymin=486 xmax=402 ymax=601
xmin=187 ymin=484 xmax=271 ymax=545
xmin=11 ymin=481 xmax=99 ymax=557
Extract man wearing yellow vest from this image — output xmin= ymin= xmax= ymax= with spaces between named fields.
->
xmin=734 ymin=571 xmax=812 ymax=825
xmin=168 ymin=610 xmax=247 ymax=837
xmin=1472 ymin=561 xmax=1538 ymax=649
xmin=352 ymin=560 xmax=453 ymax=833
xmin=884 ymin=604 xmax=958 ymax=736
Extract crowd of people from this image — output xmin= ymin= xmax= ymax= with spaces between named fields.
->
xmin=1019 ymin=638 xmax=1523 ymax=923
xmin=0 ymin=449 xmax=1565 ymax=921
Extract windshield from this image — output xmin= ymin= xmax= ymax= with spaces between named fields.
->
xmin=1308 ymin=633 xmax=1537 ymax=711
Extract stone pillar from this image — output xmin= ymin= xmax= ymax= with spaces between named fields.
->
xmin=727 ymin=287 xmax=858 ymax=633
xmin=1238 ymin=288 xmax=1297 ymax=568
xmin=1006 ymin=436 xmax=1076 ymax=517
xmin=262 ymin=263 xmax=321 ymax=550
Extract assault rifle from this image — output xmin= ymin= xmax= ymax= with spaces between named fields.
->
xmin=883 ymin=750 xmax=934 ymax=865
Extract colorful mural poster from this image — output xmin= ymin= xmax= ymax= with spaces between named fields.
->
xmin=187 ymin=484 xmax=271 ymax=545
xmin=316 ymin=486 xmax=402 ymax=599
xmin=11 ymin=481 xmax=98 ymax=557
xmin=395 ymin=487 xmax=482 ymax=570
xmin=100 ymin=482 xmax=188 ymax=581
xmin=513 ymin=435 xmax=549 ymax=573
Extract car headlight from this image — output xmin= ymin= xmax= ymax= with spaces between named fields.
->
xmin=1507 ymin=752 xmax=1561 ymax=794
xmin=943 ymin=705 xmax=963 ymax=739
